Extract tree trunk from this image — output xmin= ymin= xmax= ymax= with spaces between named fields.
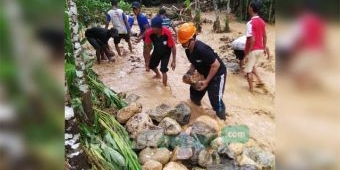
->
xmin=212 ymin=0 xmax=221 ymax=33
xmin=268 ymin=0 xmax=273 ymax=23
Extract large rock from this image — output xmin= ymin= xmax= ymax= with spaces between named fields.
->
xmin=139 ymin=147 xmax=171 ymax=165
xmin=159 ymin=117 xmax=182 ymax=135
xmin=191 ymin=121 xmax=217 ymax=145
xmin=190 ymin=141 xmax=205 ymax=165
xmin=169 ymin=102 xmax=191 ymax=125
xmin=242 ymin=147 xmax=274 ymax=170
xmin=198 ymin=149 xmax=213 ymax=168
xmin=218 ymin=145 xmax=236 ymax=160
xmin=171 ymin=146 xmax=193 ymax=161
xmin=228 ymin=143 xmax=244 ymax=157
xmin=207 ymin=161 xmax=238 ymax=170
xmin=240 ymin=164 xmax=259 ymax=170
xmin=211 ymin=137 xmax=227 ymax=149
xmin=116 ymin=102 xmax=142 ymax=123
xmin=237 ymin=154 xmax=258 ymax=167
xmin=146 ymin=104 xmax=175 ymax=122
xmin=142 ymin=160 xmax=163 ymax=170
xmin=182 ymin=71 xmax=205 ymax=90
xmin=125 ymin=113 xmax=153 ymax=139
xmin=195 ymin=115 xmax=220 ymax=132
xmin=136 ymin=127 xmax=164 ymax=149
xmin=163 ymin=162 xmax=188 ymax=170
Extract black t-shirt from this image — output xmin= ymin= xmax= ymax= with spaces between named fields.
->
xmin=85 ymin=27 xmax=111 ymax=44
xmin=185 ymin=40 xmax=226 ymax=78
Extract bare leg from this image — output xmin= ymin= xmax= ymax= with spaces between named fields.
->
xmin=143 ymin=50 xmax=150 ymax=72
xmin=152 ymin=69 xmax=161 ymax=79
xmin=96 ymin=50 xmax=101 ymax=64
xmin=127 ymin=40 xmax=133 ymax=52
xmin=247 ymin=72 xmax=254 ymax=93
xmin=253 ymin=67 xmax=264 ymax=86
xmin=162 ymin=72 xmax=168 ymax=86
xmin=114 ymin=44 xmax=121 ymax=56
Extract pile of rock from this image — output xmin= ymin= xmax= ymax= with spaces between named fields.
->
xmin=116 ymin=94 xmax=275 ymax=170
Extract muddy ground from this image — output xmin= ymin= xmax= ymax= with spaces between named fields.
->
xmin=88 ymin=11 xmax=275 ymax=153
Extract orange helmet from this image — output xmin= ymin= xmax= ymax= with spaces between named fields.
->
xmin=178 ymin=22 xmax=197 ymax=44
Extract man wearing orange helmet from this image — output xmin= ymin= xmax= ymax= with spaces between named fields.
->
xmin=178 ymin=23 xmax=227 ymax=120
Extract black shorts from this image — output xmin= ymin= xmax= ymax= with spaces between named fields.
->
xmin=149 ymin=53 xmax=171 ymax=73
xmin=234 ymin=50 xmax=245 ymax=61
xmin=87 ymin=37 xmax=105 ymax=50
xmin=113 ymin=34 xmax=130 ymax=44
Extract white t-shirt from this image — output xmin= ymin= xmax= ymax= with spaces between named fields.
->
xmin=231 ymin=35 xmax=246 ymax=50
xmin=107 ymin=8 xmax=128 ymax=34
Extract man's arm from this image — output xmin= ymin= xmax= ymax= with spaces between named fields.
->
xmin=122 ymin=13 xmax=131 ymax=35
xmin=171 ymin=45 xmax=176 ymax=70
xmin=137 ymin=24 xmax=150 ymax=40
xmin=205 ymin=59 xmax=220 ymax=83
xmin=246 ymin=36 xmax=255 ymax=56
xmin=105 ymin=13 xmax=111 ymax=29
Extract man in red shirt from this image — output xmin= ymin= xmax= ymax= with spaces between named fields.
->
xmin=244 ymin=1 xmax=268 ymax=93
xmin=144 ymin=16 xmax=177 ymax=86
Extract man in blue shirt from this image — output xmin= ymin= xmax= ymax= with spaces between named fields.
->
xmin=132 ymin=1 xmax=151 ymax=71
xmin=158 ymin=8 xmax=177 ymax=42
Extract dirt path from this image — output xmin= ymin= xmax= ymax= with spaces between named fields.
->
xmin=90 ymin=11 xmax=275 ymax=152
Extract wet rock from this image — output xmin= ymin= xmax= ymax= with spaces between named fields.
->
xmin=195 ymin=115 xmax=220 ymax=132
xmin=125 ymin=113 xmax=153 ymax=139
xmin=169 ymin=102 xmax=191 ymax=125
xmin=125 ymin=93 xmax=140 ymax=104
xmin=172 ymin=132 xmax=196 ymax=149
xmin=238 ymin=154 xmax=258 ymax=167
xmin=146 ymin=104 xmax=175 ymax=122
xmin=191 ymin=121 xmax=217 ymax=145
xmin=198 ymin=149 xmax=213 ymax=168
xmin=192 ymin=167 xmax=205 ymax=170
xmin=207 ymin=161 xmax=238 ymax=170
xmin=159 ymin=117 xmax=182 ymax=135
xmin=190 ymin=141 xmax=205 ymax=165
xmin=218 ymin=145 xmax=236 ymax=160
xmin=225 ymin=62 xmax=240 ymax=74
xmin=171 ymin=146 xmax=193 ymax=161
xmin=228 ymin=143 xmax=244 ymax=157
xmin=142 ymin=160 xmax=163 ymax=170
xmin=116 ymin=102 xmax=142 ymax=123
xmin=240 ymin=164 xmax=259 ymax=170
xmin=136 ymin=127 xmax=164 ymax=149
xmin=211 ymin=137 xmax=227 ymax=149
xmin=242 ymin=147 xmax=274 ymax=169
xmin=163 ymin=161 xmax=188 ymax=170
xmin=139 ymin=147 xmax=171 ymax=165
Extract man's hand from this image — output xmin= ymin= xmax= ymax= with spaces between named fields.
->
xmin=171 ymin=60 xmax=176 ymax=70
xmin=244 ymin=56 xmax=249 ymax=63
xmin=197 ymin=80 xmax=209 ymax=91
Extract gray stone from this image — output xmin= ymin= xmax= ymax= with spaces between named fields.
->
xmin=240 ymin=164 xmax=259 ymax=170
xmin=243 ymin=147 xmax=274 ymax=170
xmin=139 ymin=147 xmax=171 ymax=165
xmin=125 ymin=113 xmax=153 ymax=139
xmin=169 ymin=102 xmax=191 ymax=125
xmin=163 ymin=162 xmax=188 ymax=170
xmin=125 ymin=93 xmax=141 ymax=104
xmin=198 ymin=149 xmax=213 ymax=168
xmin=142 ymin=160 xmax=163 ymax=170
xmin=159 ymin=117 xmax=182 ymax=135
xmin=136 ymin=127 xmax=164 ymax=149
xmin=116 ymin=102 xmax=142 ymax=123
xmin=146 ymin=104 xmax=175 ymax=122
xmin=171 ymin=146 xmax=193 ymax=161
xmin=191 ymin=122 xmax=217 ymax=145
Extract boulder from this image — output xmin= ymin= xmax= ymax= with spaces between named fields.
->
xmin=146 ymin=104 xmax=175 ymax=122
xmin=191 ymin=121 xmax=217 ymax=145
xmin=237 ymin=154 xmax=258 ymax=167
xmin=228 ymin=143 xmax=244 ymax=157
xmin=211 ymin=137 xmax=227 ymax=149
xmin=240 ymin=164 xmax=259 ymax=170
xmin=163 ymin=162 xmax=188 ymax=170
xmin=116 ymin=102 xmax=142 ymax=123
xmin=182 ymin=71 xmax=205 ymax=90
xmin=125 ymin=113 xmax=153 ymax=139
xmin=190 ymin=142 xmax=205 ymax=165
xmin=169 ymin=102 xmax=191 ymax=125
xmin=125 ymin=93 xmax=140 ymax=104
xmin=171 ymin=146 xmax=193 ymax=161
xmin=195 ymin=115 xmax=220 ymax=132
xmin=218 ymin=145 xmax=236 ymax=160
xmin=159 ymin=117 xmax=182 ymax=135
xmin=136 ymin=127 xmax=164 ymax=149
xmin=242 ymin=147 xmax=274 ymax=170
xmin=139 ymin=147 xmax=171 ymax=165
xmin=198 ymin=149 xmax=213 ymax=168
xmin=142 ymin=160 xmax=163 ymax=170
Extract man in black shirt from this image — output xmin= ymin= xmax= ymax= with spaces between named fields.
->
xmin=85 ymin=27 xmax=118 ymax=64
xmin=178 ymin=23 xmax=227 ymax=120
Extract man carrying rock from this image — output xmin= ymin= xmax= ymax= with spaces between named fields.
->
xmin=85 ymin=27 xmax=117 ymax=64
xmin=105 ymin=0 xmax=132 ymax=56
xmin=178 ymin=22 xmax=227 ymax=121
xmin=144 ymin=16 xmax=176 ymax=86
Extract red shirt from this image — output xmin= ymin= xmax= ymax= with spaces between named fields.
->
xmin=144 ymin=27 xmax=175 ymax=48
xmin=245 ymin=16 xmax=266 ymax=53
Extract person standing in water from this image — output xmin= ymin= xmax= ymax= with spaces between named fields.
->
xmin=244 ymin=1 xmax=267 ymax=93
xmin=144 ymin=16 xmax=176 ymax=86
xmin=105 ymin=0 xmax=132 ymax=56
xmin=178 ymin=22 xmax=227 ymax=121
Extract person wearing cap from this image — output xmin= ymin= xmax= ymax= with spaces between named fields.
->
xmin=85 ymin=27 xmax=118 ymax=64
xmin=144 ymin=16 xmax=176 ymax=86
xmin=157 ymin=8 xmax=177 ymax=42
xmin=131 ymin=1 xmax=151 ymax=70
xmin=178 ymin=22 xmax=227 ymax=121
xmin=244 ymin=1 xmax=267 ymax=93
xmin=105 ymin=0 xmax=132 ymax=56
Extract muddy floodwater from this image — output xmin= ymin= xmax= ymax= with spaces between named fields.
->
xmin=90 ymin=12 xmax=275 ymax=152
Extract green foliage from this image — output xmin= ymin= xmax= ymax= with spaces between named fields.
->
xmin=77 ymin=0 xmax=111 ymax=27
xmin=184 ymin=0 xmax=191 ymax=10
xmin=118 ymin=0 xmax=132 ymax=14
xmin=80 ymin=109 xmax=141 ymax=170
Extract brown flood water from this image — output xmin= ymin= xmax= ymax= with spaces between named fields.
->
xmin=90 ymin=12 xmax=275 ymax=152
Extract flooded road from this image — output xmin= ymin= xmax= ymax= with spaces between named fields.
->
xmin=91 ymin=12 xmax=275 ymax=152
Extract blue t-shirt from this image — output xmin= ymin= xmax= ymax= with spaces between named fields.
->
xmin=136 ymin=13 xmax=149 ymax=34
xmin=127 ymin=15 xmax=134 ymax=28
